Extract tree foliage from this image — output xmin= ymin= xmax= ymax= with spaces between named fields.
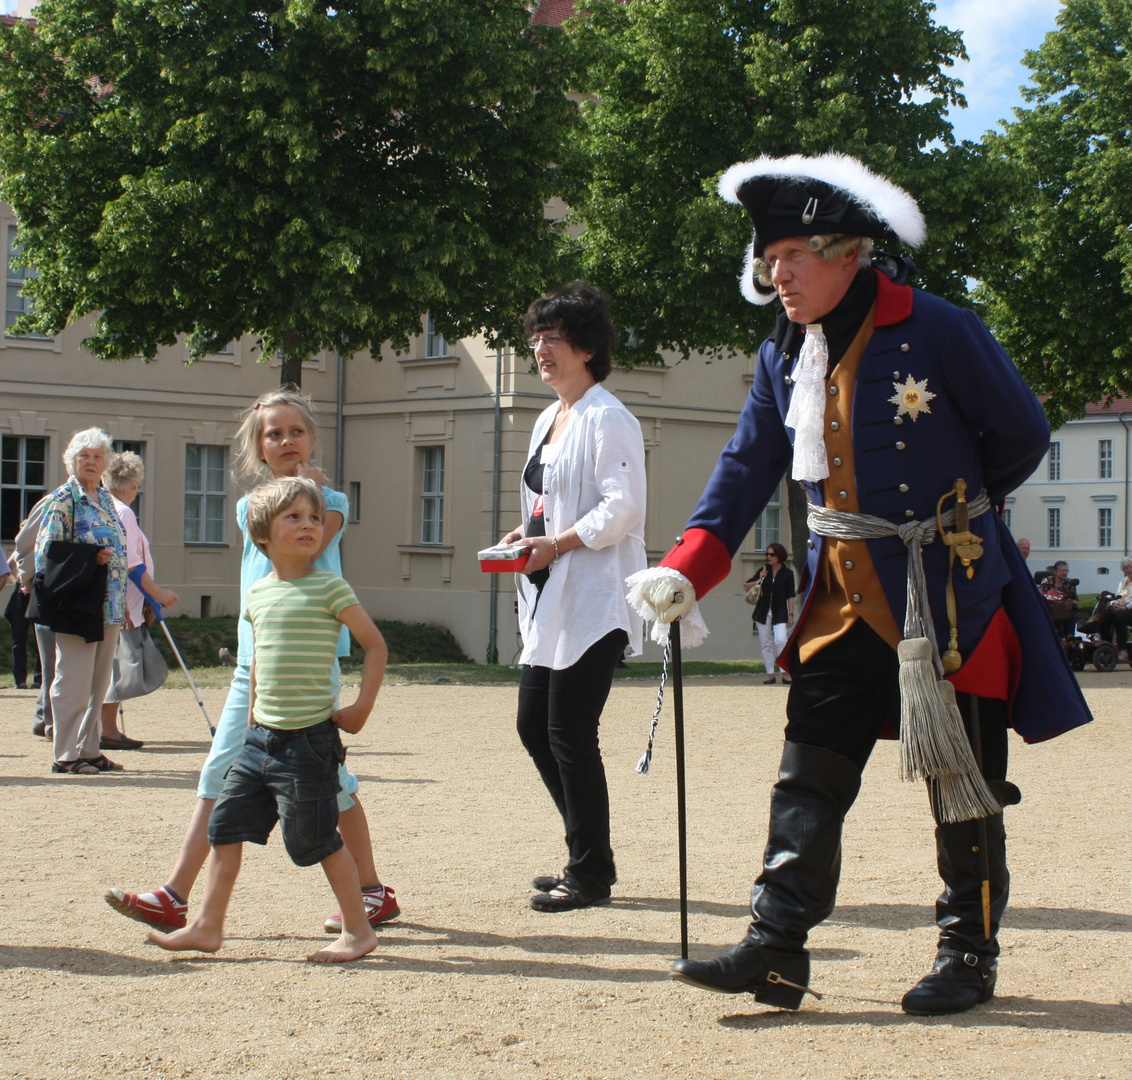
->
xmin=0 ymin=0 xmax=578 ymax=384
xmin=559 ymin=0 xmax=975 ymax=364
xmin=975 ymin=0 xmax=1132 ymax=424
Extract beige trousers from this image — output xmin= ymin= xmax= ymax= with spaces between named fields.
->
xmin=50 ymin=627 xmax=120 ymax=763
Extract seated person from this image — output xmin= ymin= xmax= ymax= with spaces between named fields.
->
xmin=1098 ymin=557 xmax=1132 ymax=659
xmin=1038 ymin=560 xmax=1078 ymax=636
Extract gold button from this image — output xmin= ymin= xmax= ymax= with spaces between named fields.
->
xmin=838 ymin=490 xmax=848 ymax=500
xmin=830 ymin=421 xmax=840 ymax=431
xmin=896 ymin=441 xmax=906 ymax=450
xmin=828 ymin=385 xmax=839 ymax=396
xmin=901 ymin=343 xmax=910 ymax=352
xmin=893 ymin=370 xmax=901 ymax=379
xmin=899 ymin=483 xmax=909 ymax=493
xmin=851 ymin=593 xmax=862 ymax=603
xmin=785 ymin=376 xmax=792 ymax=386
xmin=905 ymin=509 xmax=915 ymax=518
xmin=807 ymin=539 xmax=815 ymax=549
xmin=844 ymin=560 xmax=854 ymax=570
xmin=832 ymin=456 xmax=842 ymax=467
xmin=894 ymin=416 xmax=904 ymax=425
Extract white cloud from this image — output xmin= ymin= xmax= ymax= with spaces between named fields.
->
xmin=932 ymin=0 xmax=1064 ymax=139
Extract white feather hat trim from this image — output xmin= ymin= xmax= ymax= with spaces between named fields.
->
xmin=718 ymin=153 xmax=926 ymax=249
xmin=740 ymin=240 xmax=777 ymax=306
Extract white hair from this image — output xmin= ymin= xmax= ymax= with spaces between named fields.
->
xmin=62 ymin=428 xmax=115 ymax=478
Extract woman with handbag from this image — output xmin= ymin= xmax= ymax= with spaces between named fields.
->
xmin=99 ymin=452 xmax=179 ymax=751
xmin=746 ymin=542 xmax=796 ymax=685
xmin=33 ymin=428 xmax=128 ymax=774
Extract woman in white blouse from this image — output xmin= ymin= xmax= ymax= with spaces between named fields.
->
xmin=501 ymin=284 xmax=647 ymax=912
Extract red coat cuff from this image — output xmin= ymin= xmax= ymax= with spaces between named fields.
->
xmin=660 ymin=527 xmax=732 ymax=599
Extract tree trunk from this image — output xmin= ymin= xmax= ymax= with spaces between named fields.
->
xmin=280 ymin=330 xmax=303 ymax=389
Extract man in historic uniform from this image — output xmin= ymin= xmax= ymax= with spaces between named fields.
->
xmin=631 ymin=154 xmax=1092 ymax=1015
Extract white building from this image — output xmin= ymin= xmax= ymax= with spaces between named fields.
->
xmin=1006 ymin=398 xmax=1132 ymax=593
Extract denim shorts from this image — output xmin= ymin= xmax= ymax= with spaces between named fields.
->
xmin=208 ymin=719 xmax=346 ymax=867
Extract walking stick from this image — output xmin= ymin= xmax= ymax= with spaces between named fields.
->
xmin=129 ymin=567 xmax=215 ymax=737
xmin=671 ymin=617 xmax=689 ymax=960
xmin=967 ymin=695 xmax=993 ymax=941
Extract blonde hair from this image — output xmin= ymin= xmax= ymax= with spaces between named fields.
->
xmin=104 ymin=450 xmax=144 ymax=492
xmin=244 ymin=476 xmax=326 ymax=551
xmin=62 ymin=428 xmax=115 ymax=478
xmin=232 ymin=387 xmax=319 ymax=484
xmin=751 ymin=234 xmax=874 ymax=290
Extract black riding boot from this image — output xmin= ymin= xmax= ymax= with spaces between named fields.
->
xmin=901 ymin=813 xmax=1009 ymax=1015
xmin=671 ymin=742 xmax=862 ymax=1008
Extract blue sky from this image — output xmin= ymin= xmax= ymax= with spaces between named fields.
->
xmin=932 ymin=0 xmax=1065 ymax=143
xmin=1 ymin=0 xmax=1064 ymax=144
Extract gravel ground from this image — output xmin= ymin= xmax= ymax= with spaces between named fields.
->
xmin=1 ymin=670 xmax=1128 ymax=1080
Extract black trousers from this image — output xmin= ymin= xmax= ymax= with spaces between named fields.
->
xmin=5 ymin=589 xmax=41 ymax=689
xmin=516 ymin=628 xmax=627 ymax=889
xmin=785 ymin=619 xmax=1008 ymax=784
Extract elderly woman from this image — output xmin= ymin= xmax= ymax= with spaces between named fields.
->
xmin=501 ymin=283 xmax=646 ymax=912
xmin=1039 ymin=560 xmax=1078 ymax=636
xmin=35 ymin=428 xmax=128 ymax=774
xmin=1098 ymin=557 xmax=1132 ymax=661
xmin=99 ymin=452 xmax=179 ymax=751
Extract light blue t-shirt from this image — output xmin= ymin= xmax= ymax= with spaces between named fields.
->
xmin=235 ymin=485 xmax=351 ymax=665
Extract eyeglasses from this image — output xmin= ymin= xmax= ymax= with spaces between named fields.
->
xmin=527 ymin=334 xmax=566 ymax=350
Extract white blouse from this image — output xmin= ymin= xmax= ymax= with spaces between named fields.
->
xmin=517 ymin=382 xmax=647 ymax=669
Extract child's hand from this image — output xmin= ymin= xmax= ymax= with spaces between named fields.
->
xmin=296 ymin=461 xmax=326 ymax=489
xmin=332 ymin=704 xmax=368 ymax=734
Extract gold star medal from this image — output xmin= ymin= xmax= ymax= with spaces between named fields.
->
xmin=888 ymin=374 xmax=936 ymax=422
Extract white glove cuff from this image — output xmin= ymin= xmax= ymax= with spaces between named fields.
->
xmin=625 ymin=567 xmax=710 ymax=649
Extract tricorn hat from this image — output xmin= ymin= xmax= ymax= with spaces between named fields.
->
xmin=718 ymin=153 xmax=926 ymax=304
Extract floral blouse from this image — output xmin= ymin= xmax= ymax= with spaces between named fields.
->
xmin=34 ymin=477 xmax=128 ymax=626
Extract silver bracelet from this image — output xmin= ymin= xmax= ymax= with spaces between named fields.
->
xmin=551 ymin=535 xmax=560 ymax=563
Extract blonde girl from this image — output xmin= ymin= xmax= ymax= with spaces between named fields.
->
xmin=106 ymin=389 xmax=397 ymax=935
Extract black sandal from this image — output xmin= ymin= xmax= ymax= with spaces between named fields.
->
xmin=529 ymin=880 xmax=611 ymax=912
xmin=52 ymin=759 xmax=100 ymax=775
xmin=83 ymin=754 xmax=124 ymax=772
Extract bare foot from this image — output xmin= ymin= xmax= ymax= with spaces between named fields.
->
xmin=307 ymin=929 xmax=378 ymax=964
xmin=146 ymin=922 xmax=223 ymax=953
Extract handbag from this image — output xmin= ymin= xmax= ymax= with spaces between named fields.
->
xmin=110 ymin=625 xmax=169 ymax=700
xmin=744 ymin=578 xmax=763 ymax=606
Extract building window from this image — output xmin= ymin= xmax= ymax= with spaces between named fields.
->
xmin=1 ymin=434 xmax=47 ymax=542
xmin=1047 ymin=506 xmax=1061 ymax=549
xmin=1099 ymin=506 xmax=1113 ymax=548
xmin=5 ymin=225 xmax=49 ymax=338
xmin=420 ymin=446 xmax=444 ymax=544
xmin=349 ymin=481 xmax=361 ymax=524
xmin=1099 ymin=439 xmax=1113 ymax=480
xmin=1002 ymin=507 xmax=1012 ymax=531
xmin=754 ymin=482 xmax=782 ymax=551
xmin=112 ymin=440 xmax=145 ymax=529
xmin=184 ymin=444 xmax=227 ymax=544
xmin=1048 ymin=441 xmax=1061 ymax=481
xmin=425 ymin=314 xmax=446 ymax=359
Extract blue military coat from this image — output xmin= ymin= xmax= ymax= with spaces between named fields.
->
xmin=662 ymin=272 xmax=1092 ymax=743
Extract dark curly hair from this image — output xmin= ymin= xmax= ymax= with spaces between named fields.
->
xmin=524 ymin=282 xmax=615 ymax=382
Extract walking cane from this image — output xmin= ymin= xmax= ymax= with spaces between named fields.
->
xmin=967 ymin=695 xmax=993 ymax=941
xmin=128 ymin=567 xmax=215 ymax=737
xmin=635 ymin=611 xmax=690 ymax=960
xmin=671 ymin=617 xmax=689 ymax=960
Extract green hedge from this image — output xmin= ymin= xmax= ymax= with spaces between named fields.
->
xmin=0 ymin=612 xmax=472 ymax=676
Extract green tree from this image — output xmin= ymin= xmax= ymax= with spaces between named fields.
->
xmin=0 ymin=0 xmax=578 ymax=385
xmin=975 ymin=0 xmax=1132 ymax=424
xmin=561 ymin=0 xmax=973 ymax=365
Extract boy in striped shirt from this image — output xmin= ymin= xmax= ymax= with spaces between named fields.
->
xmin=150 ymin=477 xmax=388 ymax=963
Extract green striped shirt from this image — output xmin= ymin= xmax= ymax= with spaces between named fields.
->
xmin=244 ymin=569 xmax=359 ymax=730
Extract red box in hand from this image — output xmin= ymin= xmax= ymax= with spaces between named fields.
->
xmin=478 ymin=544 xmax=531 ymax=573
